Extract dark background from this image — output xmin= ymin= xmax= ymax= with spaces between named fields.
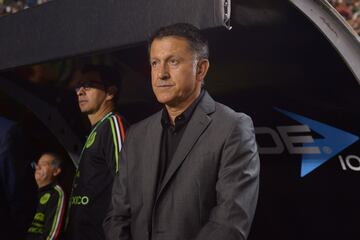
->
xmin=0 ymin=2 xmax=359 ymax=239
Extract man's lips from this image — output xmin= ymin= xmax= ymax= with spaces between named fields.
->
xmin=78 ymin=100 xmax=88 ymax=104
xmin=35 ymin=172 xmax=42 ymax=177
xmin=157 ymin=84 xmax=174 ymax=88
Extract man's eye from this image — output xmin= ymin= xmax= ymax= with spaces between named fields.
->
xmin=151 ymin=61 xmax=159 ymax=68
xmin=169 ymin=59 xmax=178 ymax=65
xmin=81 ymin=84 xmax=91 ymax=90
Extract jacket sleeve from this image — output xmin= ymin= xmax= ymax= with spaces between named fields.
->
xmin=103 ymin=127 xmax=132 ymax=240
xmin=104 ymin=115 xmax=128 ymax=175
xmin=195 ymin=114 xmax=260 ymax=240
xmin=43 ymin=186 xmax=66 ymax=240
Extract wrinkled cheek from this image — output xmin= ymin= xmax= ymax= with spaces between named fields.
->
xmin=154 ymin=90 xmax=169 ymax=101
xmin=35 ymin=174 xmax=42 ymax=181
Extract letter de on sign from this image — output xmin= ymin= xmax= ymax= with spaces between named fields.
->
xmin=277 ymin=125 xmax=321 ymax=154
xmin=255 ymin=127 xmax=284 ymax=154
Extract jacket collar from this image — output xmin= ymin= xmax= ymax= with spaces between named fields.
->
xmin=142 ymin=90 xmax=216 ymax=222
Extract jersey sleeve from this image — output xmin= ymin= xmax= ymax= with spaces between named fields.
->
xmin=103 ymin=114 xmax=127 ymax=174
xmin=43 ymin=185 xmax=66 ymax=240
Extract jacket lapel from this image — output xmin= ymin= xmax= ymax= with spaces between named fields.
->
xmin=156 ymin=92 xmax=216 ymax=199
xmin=142 ymin=111 xmax=162 ymax=220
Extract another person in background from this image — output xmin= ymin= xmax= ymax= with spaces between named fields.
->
xmin=0 ymin=117 xmax=37 ymax=239
xmin=26 ymin=152 xmax=66 ymax=240
xmin=66 ymin=65 xmax=127 ymax=240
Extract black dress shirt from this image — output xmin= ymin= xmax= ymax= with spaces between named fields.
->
xmin=157 ymin=90 xmax=205 ymax=190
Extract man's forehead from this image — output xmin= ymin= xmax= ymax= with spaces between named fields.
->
xmin=38 ymin=154 xmax=54 ymax=164
xmin=150 ymin=36 xmax=191 ymax=55
xmin=81 ymin=71 xmax=102 ymax=82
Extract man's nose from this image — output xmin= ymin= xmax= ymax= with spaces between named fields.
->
xmin=76 ymin=87 xmax=85 ymax=96
xmin=158 ymin=63 xmax=170 ymax=80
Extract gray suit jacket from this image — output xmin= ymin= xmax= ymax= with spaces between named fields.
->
xmin=104 ymin=92 xmax=260 ymax=240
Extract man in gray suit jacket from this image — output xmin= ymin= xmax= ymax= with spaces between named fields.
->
xmin=104 ymin=23 xmax=260 ymax=240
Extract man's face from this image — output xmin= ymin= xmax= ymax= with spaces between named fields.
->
xmin=150 ymin=36 xmax=204 ymax=108
xmin=76 ymin=72 xmax=109 ymax=114
xmin=35 ymin=154 xmax=60 ymax=188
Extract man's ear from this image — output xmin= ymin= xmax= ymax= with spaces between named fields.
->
xmin=105 ymin=86 xmax=118 ymax=101
xmin=53 ymin=168 xmax=62 ymax=177
xmin=196 ymin=59 xmax=210 ymax=82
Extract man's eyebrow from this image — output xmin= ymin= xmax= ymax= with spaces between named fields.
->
xmin=165 ymin=55 xmax=182 ymax=61
xmin=81 ymin=80 xmax=103 ymax=83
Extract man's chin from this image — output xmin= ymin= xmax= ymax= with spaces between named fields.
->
xmin=79 ymin=108 xmax=91 ymax=114
xmin=35 ymin=177 xmax=43 ymax=184
xmin=156 ymin=95 xmax=175 ymax=105
xmin=157 ymin=98 xmax=182 ymax=109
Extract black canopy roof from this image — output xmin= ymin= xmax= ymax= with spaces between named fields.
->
xmin=0 ymin=0 xmax=230 ymax=71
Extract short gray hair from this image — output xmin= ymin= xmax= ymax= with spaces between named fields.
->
xmin=42 ymin=152 xmax=63 ymax=169
xmin=149 ymin=23 xmax=209 ymax=60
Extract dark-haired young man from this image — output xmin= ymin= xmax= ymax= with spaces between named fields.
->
xmin=27 ymin=152 xmax=65 ymax=240
xmin=66 ymin=65 xmax=127 ymax=240
xmin=104 ymin=23 xmax=260 ymax=240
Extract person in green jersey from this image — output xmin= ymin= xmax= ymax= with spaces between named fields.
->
xmin=66 ymin=65 xmax=127 ymax=240
xmin=26 ymin=152 xmax=65 ymax=240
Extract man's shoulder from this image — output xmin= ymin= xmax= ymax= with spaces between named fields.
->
xmin=39 ymin=184 xmax=65 ymax=204
xmin=126 ymin=111 xmax=162 ymax=137
xmin=214 ymin=101 xmax=252 ymax=122
xmin=53 ymin=184 xmax=65 ymax=194
xmin=209 ymin=102 xmax=255 ymax=142
xmin=51 ymin=185 xmax=65 ymax=205
xmin=46 ymin=184 xmax=64 ymax=196
xmin=198 ymin=91 xmax=251 ymax=120
xmin=96 ymin=112 xmax=127 ymax=133
xmin=130 ymin=111 xmax=161 ymax=129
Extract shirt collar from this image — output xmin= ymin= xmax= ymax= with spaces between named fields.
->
xmin=38 ymin=181 xmax=56 ymax=192
xmin=161 ymin=89 xmax=205 ymax=131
